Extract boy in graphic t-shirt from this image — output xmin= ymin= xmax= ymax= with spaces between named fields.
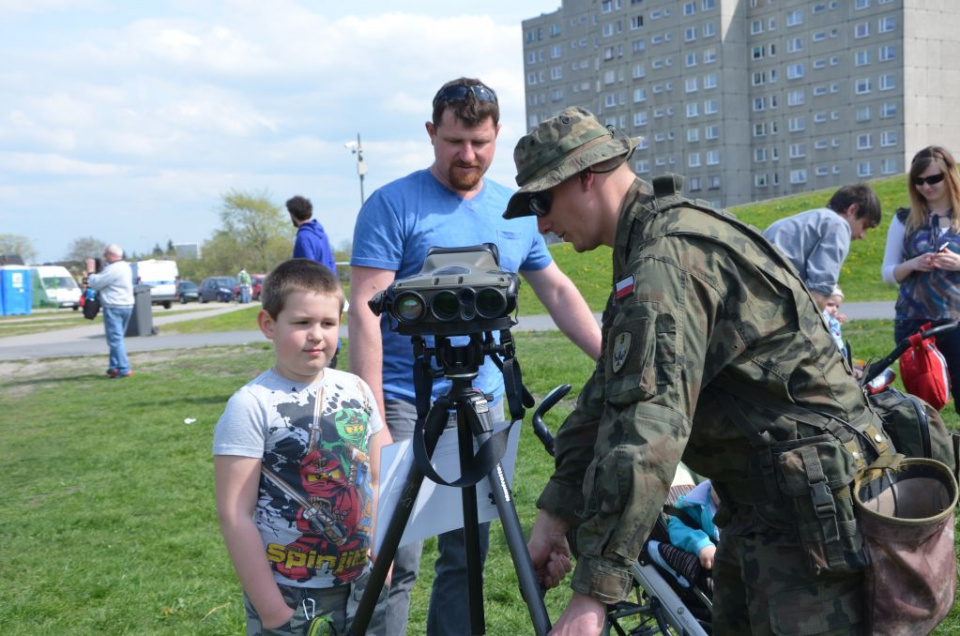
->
xmin=214 ymin=258 xmax=391 ymax=634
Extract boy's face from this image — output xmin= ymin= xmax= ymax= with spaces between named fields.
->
xmin=258 ymin=290 xmax=340 ymax=383
xmin=823 ymin=296 xmax=842 ymax=317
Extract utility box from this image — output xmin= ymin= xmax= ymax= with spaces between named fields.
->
xmin=125 ymin=284 xmax=155 ymax=337
xmin=0 ymin=267 xmax=32 ymax=316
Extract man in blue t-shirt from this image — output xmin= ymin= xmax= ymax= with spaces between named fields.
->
xmin=349 ymin=78 xmax=601 ymax=635
xmin=288 ymin=194 xmax=337 ymax=274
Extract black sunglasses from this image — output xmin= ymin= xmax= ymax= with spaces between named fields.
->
xmin=433 ymin=83 xmax=498 ymax=107
xmin=529 ymin=191 xmax=553 ymax=218
xmin=914 ymin=173 xmax=945 ymax=187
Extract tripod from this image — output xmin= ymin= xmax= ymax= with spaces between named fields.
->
xmin=348 ymin=330 xmax=551 ymax=635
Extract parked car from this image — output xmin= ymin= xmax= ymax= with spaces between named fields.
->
xmin=199 ymin=276 xmax=238 ymax=303
xmin=232 ymin=273 xmax=266 ymax=302
xmin=177 ymin=280 xmax=200 ymax=304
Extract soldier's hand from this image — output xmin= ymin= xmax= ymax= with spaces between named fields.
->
xmin=528 ymin=510 xmax=572 ymax=590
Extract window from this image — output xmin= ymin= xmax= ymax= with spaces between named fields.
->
xmin=788 ymin=143 xmax=805 ymax=158
xmin=633 ymin=39 xmax=646 ymax=52
xmin=858 ymin=133 xmax=873 ymax=150
xmin=705 ymin=125 xmax=719 ymax=139
xmin=686 ymin=52 xmax=697 ymax=67
xmin=704 ymin=99 xmax=718 ymax=114
xmin=603 ymin=23 xmax=614 ymax=37
xmin=816 ymin=166 xmax=830 ymax=177
xmin=753 ymin=97 xmax=765 ymax=112
xmin=858 ymin=162 xmax=873 ymax=177
xmin=881 ymin=102 xmax=898 ymax=118
xmin=788 ymin=63 xmax=805 ymax=79
xmin=788 ymin=90 xmax=805 ymax=106
xmin=855 ymin=22 xmax=870 ymax=38
xmin=881 ymin=131 xmax=897 ymax=147
xmin=856 ymin=50 xmax=871 ymax=67
xmin=709 ymin=175 xmax=721 ymax=190
xmin=687 ymin=102 xmax=699 ymax=117
xmin=855 ymin=78 xmax=871 ymax=94
xmin=755 ymin=174 xmax=768 ymax=187
xmin=702 ymin=22 xmax=717 ymax=37
xmin=769 ymin=94 xmax=779 ymax=108
xmin=551 ymin=67 xmax=562 ymax=80
xmin=706 ymin=150 xmax=720 ymax=165
xmin=788 ymin=116 xmax=806 ymax=132
xmin=688 ymin=153 xmax=701 ymax=167
xmin=879 ymin=16 xmax=896 ymax=33
xmin=814 ymin=112 xmax=827 ymax=123
xmin=752 ymin=46 xmax=765 ymax=60
xmin=815 ymin=139 xmax=828 ymax=149
xmin=703 ymin=48 xmax=717 ymax=63
xmin=857 ymin=106 xmax=871 ymax=122
xmin=755 ymin=148 xmax=768 ymax=162
xmin=881 ymin=158 xmax=898 ymax=174
xmin=686 ymin=77 xmax=698 ymax=92
xmin=702 ymin=0 xmax=716 ymax=9
xmin=551 ymin=88 xmax=564 ymax=102
xmin=786 ymin=10 xmax=803 ymax=27
xmin=751 ymin=20 xmax=764 ymax=35
xmin=752 ymin=71 xmax=765 ymax=86
xmin=814 ymin=85 xmax=827 ymax=96
xmin=633 ymin=88 xmax=647 ymax=102
xmin=880 ymin=74 xmax=896 ymax=90
xmin=551 ymin=45 xmax=562 ymax=59
xmin=813 ymin=31 xmax=827 ymax=42
xmin=788 ymin=37 xmax=803 ymax=53
xmin=633 ymin=64 xmax=646 ymax=79
xmin=683 ymin=1 xmax=696 ymax=15
xmin=604 ymin=93 xmax=617 ymax=107
xmin=527 ymin=73 xmax=538 ymax=85
xmin=634 ymin=111 xmax=648 ymax=126
xmin=856 ymin=0 xmax=870 ymax=8
xmin=636 ymin=159 xmax=651 ymax=174
xmin=814 ymin=59 xmax=827 ymax=69
xmin=631 ymin=15 xmax=643 ymax=29
xmin=754 ymin=123 xmax=766 ymax=137
xmin=602 ymin=0 xmax=613 ymax=12
xmin=687 ymin=128 xmax=700 ymax=142
xmin=879 ymin=45 xmax=896 ymax=62
xmin=790 ymin=169 xmax=808 ymax=184
xmin=685 ymin=27 xmax=697 ymax=42
xmin=689 ymin=177 xmax=702 ymax=191
xmin=703 ymin=73 xmax=718 ymax=89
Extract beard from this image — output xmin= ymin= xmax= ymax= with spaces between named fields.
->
xmin=447 ymin=162 xmax=484 ymax=191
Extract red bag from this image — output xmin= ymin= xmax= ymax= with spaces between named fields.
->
xmin=899 ymin=323 xmax=951 ymax=410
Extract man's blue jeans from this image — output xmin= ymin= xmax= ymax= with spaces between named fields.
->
xmin=103 ymin=304 xmax=133 ymax=375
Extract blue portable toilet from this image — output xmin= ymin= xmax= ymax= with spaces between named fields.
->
xmin=0 ymin=267 xmax=32 ymax=315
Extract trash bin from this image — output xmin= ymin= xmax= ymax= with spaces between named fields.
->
xmin=125 ymin=284 xmax=155 ymax=337
xmin=0 ymin=266 xmax=32 ymax=316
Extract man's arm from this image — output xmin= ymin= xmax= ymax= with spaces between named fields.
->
xmin=348 ymin=266 xmax=397 ymax=419
xmin=522 ymin=262 xmax=602 ymax=360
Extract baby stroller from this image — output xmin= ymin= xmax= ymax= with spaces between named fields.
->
xmin=532 ymin=386 xmax=713 ymax=636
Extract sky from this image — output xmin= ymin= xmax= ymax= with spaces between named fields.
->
xmin=0 ymin=0 xmax=563 ymax=263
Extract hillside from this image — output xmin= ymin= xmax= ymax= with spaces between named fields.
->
xmin=517 ymin=174 xmax=907 ymax=315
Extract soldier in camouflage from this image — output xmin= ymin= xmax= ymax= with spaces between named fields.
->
xmin=504 ymin=106 xmax=887 ymax=635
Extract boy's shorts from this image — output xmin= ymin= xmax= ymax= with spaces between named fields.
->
xmin=244 ymin=568 xmax=388 ymax=636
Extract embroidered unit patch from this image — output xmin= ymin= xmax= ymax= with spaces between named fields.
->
xmin=613 ymin=332 xmax=632 ymax=373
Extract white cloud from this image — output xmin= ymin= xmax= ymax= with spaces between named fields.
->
xmin=0 ymin=0 xmax=562 ymax=262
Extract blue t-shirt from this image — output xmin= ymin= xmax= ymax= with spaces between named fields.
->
xmin=294 ymin=219 xmax=337 ymax=274
xmin=351 ymin=169 xmax=552 ymax=403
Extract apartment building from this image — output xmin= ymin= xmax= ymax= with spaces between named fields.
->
xmin=522 ymin=0 xmax=960 ymax=207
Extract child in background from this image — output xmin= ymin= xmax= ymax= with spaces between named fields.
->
xmin=823 ymin=286 xmax=848 ymax=357
xmin=213 ymin=259 xmax=390 ymax=635
xmin=647 ymin=479 xmax=720 ymax=592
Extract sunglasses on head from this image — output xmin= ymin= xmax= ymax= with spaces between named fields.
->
xmin=529 ymin=191 xmax=553 ymax=218
xmin=914 ymin=173 xmax=945 ymax=187
xmin=433 ymin=83 xmax=498 ymax=107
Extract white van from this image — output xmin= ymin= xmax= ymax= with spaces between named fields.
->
xmin=31 ymin=265 xmax=81 ymax=309
xmin=132 ymin=259 xmax=179 ymax=309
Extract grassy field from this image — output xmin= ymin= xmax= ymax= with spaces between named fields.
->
xmin=1 ymin=321 xmax=959 ymax=634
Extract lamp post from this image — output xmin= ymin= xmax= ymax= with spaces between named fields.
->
xmin=345 ymin=133 xmax=367 ymax=205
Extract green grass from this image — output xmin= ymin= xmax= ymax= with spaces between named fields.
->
xmin=162 ymin=305 xmax=262 ymax=334
xmin=1 ymin=326 xmax=959 ymax=634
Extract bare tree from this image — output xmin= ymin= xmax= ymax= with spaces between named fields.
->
xmin=0 ymin=234 xmax=38 ymax=263
xmin=63 ymin=236 xmax=107 ymax=263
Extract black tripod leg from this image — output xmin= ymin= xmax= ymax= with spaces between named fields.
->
xmin=347 ymin=402 xmax=450 ymax=635
xmin=461 ymin=406 xmax=552 ymax=636
xmin=457 ymin=408 xmax=487 ymax=635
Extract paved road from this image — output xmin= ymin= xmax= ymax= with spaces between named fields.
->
xmin=0 ymin=301 xmax=896 ymax=362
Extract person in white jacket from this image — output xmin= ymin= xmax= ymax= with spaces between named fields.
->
xmin=85 ymin=243 xmax=134 ymax=378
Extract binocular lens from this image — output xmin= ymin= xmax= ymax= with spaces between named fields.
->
xmin=475 ymin=288 xmax=507 ymax=319
xmin=395 ymin=293 xmax=426 ymax=322
xmin=431 ymin=290 xmax=460 ymax=321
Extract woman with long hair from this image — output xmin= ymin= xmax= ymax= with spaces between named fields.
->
xmin=882 ymin=145 xmax=960 ymax=409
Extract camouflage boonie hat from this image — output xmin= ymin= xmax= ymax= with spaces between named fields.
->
xmin=503 ymin=106 xmax=642 ymax=219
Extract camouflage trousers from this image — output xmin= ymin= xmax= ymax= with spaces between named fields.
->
xmin=243 ymin=569 xmax=388 ymax=636
xmin=712 ymin=530 xmax=864 ymax=635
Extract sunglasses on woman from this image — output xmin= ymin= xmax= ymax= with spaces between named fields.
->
xmin=914 ymin=173 xmax=945 ymax=187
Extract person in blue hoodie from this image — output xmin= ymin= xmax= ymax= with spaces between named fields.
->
xmin=287 ymin=195 xmax=337 ymax=275
xmin=647 ymin=479 xmax=720 ymax=590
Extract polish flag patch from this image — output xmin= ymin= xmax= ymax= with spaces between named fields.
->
xmin=615 ymin=276 xmax=635 ymax=300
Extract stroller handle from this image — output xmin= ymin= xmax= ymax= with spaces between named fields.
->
xmin=861 ymin=320 xmax=959 ymax=386
xmin=532 ymin=384 xmax=571 ymax=457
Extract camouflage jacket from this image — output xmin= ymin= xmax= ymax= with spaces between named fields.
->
xmin=536 ymin=177 xmax=881 ymax=603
